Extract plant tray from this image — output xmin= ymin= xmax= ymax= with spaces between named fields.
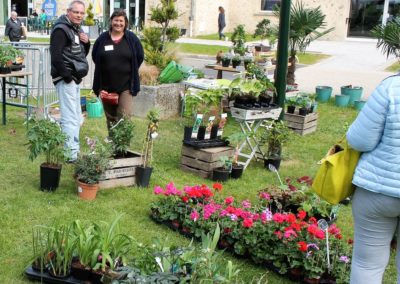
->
xmin=10 ymin=64 xmax=25 ymax=71
xmin=25 ymin=266 xmax=81 ymax=284
xmin=183 ymin=139 xmax=229 ymax=149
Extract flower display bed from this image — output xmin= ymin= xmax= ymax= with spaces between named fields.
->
xmin=99 ymin=151 xmax=143 ymax=189
xmin=150 ymin=180 xmax=352 ymax=283
xmin=180 ymin=145 xmax=235 ymax=179
xmin=284 ymin=112 xmax=318 ymax=136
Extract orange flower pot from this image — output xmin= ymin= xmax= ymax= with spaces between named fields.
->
xmin=77 ymin=180 xmax=99 ymax=200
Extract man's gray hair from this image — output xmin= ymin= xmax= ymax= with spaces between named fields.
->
xmin=68 ymin=0 xmax=85 ymax=10
xmin=11 ymin=11 xmax=18 ymax=17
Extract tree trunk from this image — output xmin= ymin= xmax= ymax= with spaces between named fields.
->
xmin=287 ymin=55 xmax=297 ymax=85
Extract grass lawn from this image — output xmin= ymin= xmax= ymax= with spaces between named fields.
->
xmin=297 ymin=53 xmax=330 ymax=65
xmin=194 ymin=32 xmax=262 ymax=42
xmin=385 ymin=61 xmax=400 ymax=72
xmin=0 ymin=100 xmax=398 ymax=283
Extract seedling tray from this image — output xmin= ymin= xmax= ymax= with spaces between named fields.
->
xmin=10 ymin=64 xmax=25 ymax=71
xmin=183 ymin=139 xmax=229 ymax=149
xmin=25 ymin=266 xmax=82 ymax=284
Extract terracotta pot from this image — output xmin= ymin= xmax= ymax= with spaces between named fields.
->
xmin=77 ymin=180 xmax=99 ymax=200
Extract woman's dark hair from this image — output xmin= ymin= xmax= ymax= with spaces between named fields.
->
xmin=219 ymin=6 xmax=225 ymax=13
xmin=109 ymin=9 xmax=129 ymax=32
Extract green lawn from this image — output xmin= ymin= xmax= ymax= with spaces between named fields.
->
xmin=0 ymin=100 xmax=397 ymax=283
xmin=297 ymin=53 xmax=330 ymax=65
xmin=385 ymin=61 xmax=400 ymax=72
xmin=195 ymin=32 xmax=262 ymax=42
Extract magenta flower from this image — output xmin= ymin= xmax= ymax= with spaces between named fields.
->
xmin=190 ymin=210 xmax=199 ymax=221
xmin=339 ymin=255 xmax=350 ymax=264
xmin=153 ymin=186 xmax=164 ymax=195
xmin=259 ymin=192 xmax=271 ymax=200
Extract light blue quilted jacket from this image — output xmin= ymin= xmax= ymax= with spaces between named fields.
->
xmin=347 ymin=75 xmax=400 ymax=198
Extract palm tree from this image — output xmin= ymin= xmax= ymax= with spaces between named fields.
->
xmin=371 ymin=17 xmax=400 ymax=59
xmin=275 ymin=1 xmax=334 ymax=84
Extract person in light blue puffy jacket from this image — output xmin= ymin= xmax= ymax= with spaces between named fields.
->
xmin=346 ymin=75 xmax=400 ymax=284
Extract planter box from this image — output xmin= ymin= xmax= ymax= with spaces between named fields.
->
xmin=99 ymin=151 xmax=143 ymax=189
xmin=284 ymin=112 xmax=318 ymax=135
xmin=231 ymin=107 xmax=282 ymax=120
xmin=133 ymin=83 xmax=185 ymax=119
xmin=180 ymin=145 xmax=234 ymax=179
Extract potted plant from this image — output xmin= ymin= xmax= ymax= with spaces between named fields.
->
xmin=221 ymin=53 xmax=232 ymax=67
xmin=74 ymin=137 xmax=111 ymax=200
xmin=286 ymin=96 xmax=297 ymax=113
xmin=136 ymin=109 xmax=160 ymax=187
xmin=231 ymin=54 xmax=241 ymax=68
xmin=298 ymin=97 xmax=311 ymax=116
xmin=212 ymin=156 xmax=232 ymax=182
xmin=259 ymin=120 xmax=290 ymax=171
xmin=47 ymin=224 xmax=74 ymax=278
xmin=81 ymin=3 xmax=99 ymax=39
xmin=226 ymin=132 xmax=248 ymax=179
xmin=26 ymin=118 xmax=69 ymax=191
xmin=109 ymin=116 xmax=135 ymax=158
xmin=0 ymin=45 xmax=20 ymax=74
xmin=31 ymin=225 xmax=54 ymax=273
xmin=230 ymin=77 xmax=265 ymax=108
xmin=242 ymin=55 xmax=254 ymax=70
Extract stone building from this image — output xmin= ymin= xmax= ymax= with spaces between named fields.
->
xmin=2 ymin=0 xmax=399 ymax=41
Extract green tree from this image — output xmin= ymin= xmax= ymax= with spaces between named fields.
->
xmin=371 ymin=17 xmax=400 ymax=59
xmin=84 ymin=3 xmax=95 ymax=26
xmin=275 ymin=1 xmax=333 ymax=84
xmin=231 ymin=24 xmax=247 ymax=55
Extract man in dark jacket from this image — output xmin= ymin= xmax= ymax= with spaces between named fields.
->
xmin=50 ymin=0 xmax=90 ymax=162
xmin=5 ymin=11 xmax=23 ymax=42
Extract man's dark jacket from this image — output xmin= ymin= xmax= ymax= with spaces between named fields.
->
xmin=5 ymin=18 xmax=22 ymax=42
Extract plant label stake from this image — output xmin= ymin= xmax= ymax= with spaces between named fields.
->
xmin=268 ymin=164 xmax=283 ymax=186
xmin=318 ymin=219 xmax=331 ymax=272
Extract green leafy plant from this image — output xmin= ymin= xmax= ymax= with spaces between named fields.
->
xmin=259 ymin=120 xmax=290 ymax=159
xmin=219 ymin=156 xmax=232 ymax=171
xmin=229 ymin=77 xmax=265 ymax=98
xmin=109 ymin=117 xmax=135 ymax=157
xmin=0 ymin=45 xmax=21 ymax=67
xmin=48 ymin=223 xmax=75 ymax=277
xmin=253 ymin=18 xmax=278 ymax=47
xmin=231 ymin=24 xmax=247 ymax=56
xmin=226 ymin=132 xmax=248 ymax=165
xmin=31 ymin=225 xmax=54 ymax=272
xmin=142 ymin=109 xmax=160 ymax=168
xmin=286 ymin=96 xmax=298 ymax=107
xmin=84 ymin=3 xmax=95 ymax=26
xmin=26 ymin=118 xmax=69 ymax=166
xmin=372 ymin=17 xmax=400 ymax=59
xmin=274 ymin=1 xmax=334 ymax=84
xmin=74 ymin=137 xmax=111 ymax=184
xmin=72 ymin=220 xmax=99 ymax=269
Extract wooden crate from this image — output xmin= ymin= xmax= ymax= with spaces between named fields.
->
xmin=284 ymin=112 xmax=318 ymax=135
xmin=180 ymin=145 xmax=235 ymax=179
xmin=99 ymin=151 xmax=143 ymax=189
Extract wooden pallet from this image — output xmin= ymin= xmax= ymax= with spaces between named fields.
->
xmin=284 ymin=112 xmax=318 ymax=135
xmin=99 ymin=151 xmax=143 ymax=189
xmin=180 ymin=145 xmax=235 ymax=179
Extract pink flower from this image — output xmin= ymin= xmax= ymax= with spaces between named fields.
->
xmin=242 ymin=200 xmax=251 ymax=208
xmin=273 ymin=213 xmax=286 ymax=223
xmin=242 ymin=218 xmax=253 ymax=228
xmin=225 ymin=196 xmax=234 ymax=205
xmin=284 ymin=229 xmax=297 ymax=239
xmin=339 ymin=255 xmax=350 ymax=264
xmin=190 ymin=210 xmax=199 ymax=221
xmin=259 ymin=192 xmax=271 ymax=200
xmin=153 ymin=186 xmax=163 ymax=195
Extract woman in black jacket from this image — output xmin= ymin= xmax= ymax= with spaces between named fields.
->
xmin=92 ymin=9 xmax=144 ymax=129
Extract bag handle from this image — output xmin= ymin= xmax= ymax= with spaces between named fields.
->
xmin=317 ymin=134 xmax=347 ymax=164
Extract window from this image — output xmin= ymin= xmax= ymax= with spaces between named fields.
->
xmin=261 ymin=0 xmax=281 ymax=11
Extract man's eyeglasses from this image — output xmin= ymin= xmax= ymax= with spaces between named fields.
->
xmin=69 ymin=10 xmax=85 ymax=15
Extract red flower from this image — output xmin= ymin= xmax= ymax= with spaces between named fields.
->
xmin=297 ymin=210 xmax=307 ymax=220
xmin=181 ymin=196 xmax=189 ymax=203
xmin=242 ymin=218 xmax=253 ymax=228
xmin=298 ymin=241 xmax=307 ymax=252
xmin=287 ymin=213 xmax=296 ymax=224
xmin=213 ymin=183 xmax=223 ymax=191
xmin=225 ymin=196 xmax=234 ymax=205
xmin=224 ymin=228 xmax=233 ymax=234
xmin=288 ymin=184 xmax=298 ymax=191
xmin=348 ymin=238 xmax=354 ymax=245
xmin=309 ymin=217 xmax=317 ymax=224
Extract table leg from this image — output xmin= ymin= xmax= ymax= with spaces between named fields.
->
xmin=2 ymin=77 xmax=6 ymax=125
xmin=217 ymin=70 xmax=223 ymax=79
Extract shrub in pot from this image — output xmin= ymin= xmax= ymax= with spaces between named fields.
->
xmin=221 ymin=53 xmax=232 ymax=67
xmin=74 ymin=137 xmax=111 ymax=200
xmin=286 ymin=97 xmax=297 ymax=113
xmin=231 ymin=54 xmax=241 ymax=68
xmin=109 ymin=116 xmax=135 ymax=158
xmin=26 ymin=118 xmax=69 ymax=191
xmin=137 ymin=109 xmax=160 ymax=187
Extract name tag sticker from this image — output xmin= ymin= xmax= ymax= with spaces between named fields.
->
xmin=105 ymin=45 xmax=114 ymax=51
xmin=74 ymin=35 xmax=79 ymax=44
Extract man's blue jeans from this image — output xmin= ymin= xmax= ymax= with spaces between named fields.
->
xmin=56 ymin=80 xmax=82 ymax=160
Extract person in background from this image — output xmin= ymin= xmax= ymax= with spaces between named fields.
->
xmin=92 ymin=9 xmax=144 ymax=130
xmin=50 ymin=0 xmax=90 ymax=163
xmin=5 ymin=11 xmax=23 ymax=42
xmin=218 ymin=6 xmax=226 ymax=40
xmin=39 ymin=9 xmax=47 ymax=32
xmin=346 ymin=74 xmax=400 ymax=283
xmin=31 ymin=9 xmax=39 ymax=17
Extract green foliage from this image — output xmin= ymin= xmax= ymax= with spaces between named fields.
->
xmin=109 ymin=117 xmax=135 ymax=157
xmin=0 ymin=45 xmax=22 ymax=67
xmin=84 ymin=3 xmax=95 ymax=26
xmin=372 ymin=17 xmax=400 ymax=59
xmin=253 ymin=19 xmax=271 ymax=40
xmin=26 ymin=118 xmax=69 ymax=165
xmin=229 ymin=77 xmax=265 ymax=97
xmin=259 ymin=120 xmax=291 ymax=158
xmin=74 ymin=137 xmax=111 ymax=184
xmin=142 ymin=109 xmax=160 ymax=168
xmin=72 ymin=220 xmax=99 ymax=269
xmin=48 ymin=224 xmax=75 ymax=277
xmin=231 ymin=25 xmax=247 ymax=56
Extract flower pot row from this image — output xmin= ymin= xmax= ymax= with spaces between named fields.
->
xmin=315 ymin=85 xmax=366 ymax=110
xmin=212 ymin=164 xmax=244 ymax=181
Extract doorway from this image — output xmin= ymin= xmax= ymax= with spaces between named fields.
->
xmin=11 ymin=0 xmax=28 ymax=16
xmin=348 ymin=0 xmax=400 ymax=37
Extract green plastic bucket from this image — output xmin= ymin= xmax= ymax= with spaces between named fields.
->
xmin=341 ymin=86 xmax=363 ymax=106
xmin=315 ymin=86 xmax=332 ymax=103
xmin=159 ymin=61 xmax=184 ymax=83
xmin=335 ymin=94 xmax=350 ymax=107
xmin=86 ymin=98 xmax=103 ymax=118
xmin=354 ymin=100 xmax=366 ymax=111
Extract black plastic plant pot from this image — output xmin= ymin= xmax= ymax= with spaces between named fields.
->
xmin=232 ymin=60 xmax=241 ymax=68
xmin=71 ymin=261 xmax=91 ymax=281
xmin=230 ymin=164 xmax=244 ymax=179
xmin=0 ymin=66 xmax=11 ymax=74
xmin=264 ymin=158 xmax=281 ymax=171
xmin=299 ymin=107 xmax=308 ymax=116
xmin=197 ymin=126 xmax=206 ymax=140
xmin=183 ymin=126 xmax=193 ymax=141
xmin=136 ymin=166 xmax=153 ymax=187
xmin=221 ymin=59 xmax=231 ymax=67
xmin=212 ymin=167 xmax=230 ymax=182
xmin=287 ymin=105 xmax=296 ymax=114
xmin=210 ymin=125 xmax=219 ymax=139
xmin=40 ymin=164 xmax=62 ymax=191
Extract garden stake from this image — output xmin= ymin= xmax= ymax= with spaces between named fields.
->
xmin=268 ymin=164 xmax=283 ymax=186
xmin=318 ymin=219 xmax=331 ymax=272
